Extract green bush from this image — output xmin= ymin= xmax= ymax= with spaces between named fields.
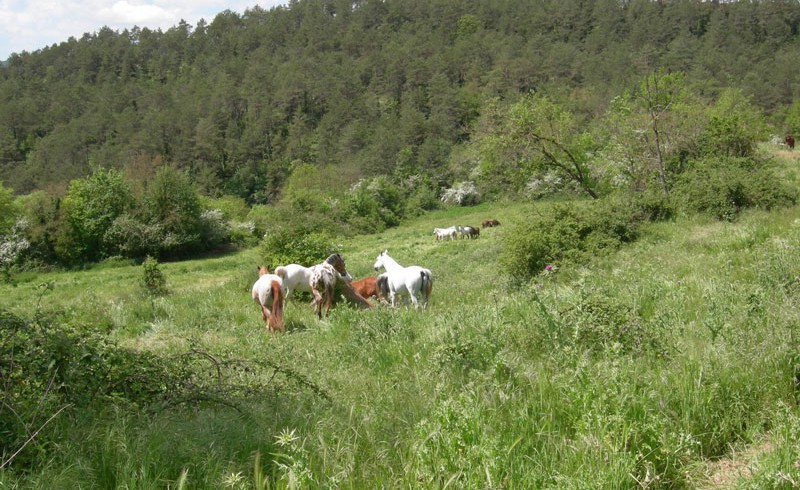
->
xmin=260 ymin=228 xmax=341 ymax=268
xmin=674 ymin=156 xmax=797 ymax=221
xmin=0 ymin=309 xmax=181 ymax=468
xmin=500 ymin=198 xmax=645 ymax=281
xmin=141 ymin=256 xmax=168 ymax=297
xmin=561 ymin=292 xmax=667 ymax=358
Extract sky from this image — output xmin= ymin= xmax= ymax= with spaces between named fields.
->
xmin=0 ymin=0 xmax=287 ymax=61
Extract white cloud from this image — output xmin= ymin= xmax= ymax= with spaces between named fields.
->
xmin=97 ymin=1 xmax=179 ymax=26
xmin=0 ymin=0 xmax=286 ymax=60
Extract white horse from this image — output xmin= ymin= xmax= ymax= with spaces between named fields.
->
xmin=273 ymin=263 xmax=314 ymax=302
xmin=251 ymin=266 xmax=286 ymax=336
xmin=433 ymin=226 xmax=457 ymax=241
xmin=373 ymin=250 xmax=432 ymax=310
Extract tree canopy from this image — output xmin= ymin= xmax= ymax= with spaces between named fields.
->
xmin=2 ymin=0 xmax=800 ymax=200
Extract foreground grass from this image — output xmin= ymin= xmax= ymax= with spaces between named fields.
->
xmin=3 ymin=198 xmax=800 ymax=488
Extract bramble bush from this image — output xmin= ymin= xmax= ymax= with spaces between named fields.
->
xmin=0 ymin=309 xmax=182 ymax=468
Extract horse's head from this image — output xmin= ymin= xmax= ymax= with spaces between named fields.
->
xmin=325 ymin=253 xmax=352 ymax=280
xmin=373 ymin=250 xmax=388 ymax=271
xmin=257 ymin=266 xmax=270 ymax=276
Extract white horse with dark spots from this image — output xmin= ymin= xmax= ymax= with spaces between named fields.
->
xmin=275 ymin=253 xmax=352 ymax=319
xmin=373 ymin=250 xmax=432 ymax=310
xmin=251 ymin=266 xmax=286 ymax=336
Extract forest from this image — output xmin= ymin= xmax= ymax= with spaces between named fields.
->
xmin=4 ymin=0 xmax=800 ymax=267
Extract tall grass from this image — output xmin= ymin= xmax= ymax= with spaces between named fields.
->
xmin=4 ymin=195 xmax=800 ymax=487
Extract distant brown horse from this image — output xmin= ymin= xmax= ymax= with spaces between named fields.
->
xmin=481 ymin=219 xmax=501 ymax=228
xmin=251 ymin=266 xmax=285 ymax=336
xmin=786 ymin=134 xmax=795 ymax=150
xmin=351 ymin=276 xmax=383 ymax=300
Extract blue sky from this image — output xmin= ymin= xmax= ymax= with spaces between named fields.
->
xmin=0 ymin=0 xmax=286 ymax=61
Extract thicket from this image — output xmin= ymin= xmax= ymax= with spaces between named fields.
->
xmin=0 ymin=306 xmax=331 ymax=472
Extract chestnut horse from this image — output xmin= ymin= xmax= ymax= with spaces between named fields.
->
xmin=351 ymin=276 xmax=383 ymax=300
xmin=251 ymin=266 xmax=285 ymax=336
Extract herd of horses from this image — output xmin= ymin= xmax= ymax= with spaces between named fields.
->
xmin=252 ymin=219 xmax=500 ymax=336
xmin=432 ymin=220 xmax=500 ymax=241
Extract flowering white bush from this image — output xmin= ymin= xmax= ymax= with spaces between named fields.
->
xmin=0 ymin=218 xmax=30 ymax=281
xmin=440 ymin=181 xmax=480 ymax=206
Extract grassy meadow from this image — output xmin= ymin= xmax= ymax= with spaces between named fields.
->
xmin=5 ymin=168 xmax=800 ymax=487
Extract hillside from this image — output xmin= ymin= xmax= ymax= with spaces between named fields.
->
xmin=4 ymin=147 xmax=800 ymax=486
xmin=3 ymin=0 xmax=800 ymax=198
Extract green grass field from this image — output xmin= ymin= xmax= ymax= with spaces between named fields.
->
xmin=5 ymin=177 xmax=800 ymax=488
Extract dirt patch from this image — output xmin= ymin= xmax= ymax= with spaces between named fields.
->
xmin=699 ymin=440 xmax=773 ymax=489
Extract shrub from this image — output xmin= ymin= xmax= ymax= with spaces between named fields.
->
xmin=260 ymin=229 xmax=341 ymax=268
xmin=674 ymin=156 xmax=797 ymax=221
xmin=0 ymin=219 xmax=30 ymax=283
xmin=0 ymin=309 xmax=181 ymax=468
xmin=500 ymin=198 xmax=645 ymax=281
xmin=340 ymin=176 xmax=404 ymax=233
xmin=440 ymin=181 xmax=480 ymax=206
xmin=561 ymin=292 xmax=667 ymax=357
xmin=141 ymin=256 xmax=168 ymax=297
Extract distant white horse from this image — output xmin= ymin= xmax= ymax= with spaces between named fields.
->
xmin=373 ymin=250 xmax=432 ymax=310
xmin=433 ymin=226 xmax=457 ymax=241
xmin=275 ymin=253 xmax=352 ymax=318
xmin=251 ymin=266 xmax=286 ymax=336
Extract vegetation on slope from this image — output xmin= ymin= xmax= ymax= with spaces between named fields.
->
xmin=4 ymin=159 xmax=800 ymax=487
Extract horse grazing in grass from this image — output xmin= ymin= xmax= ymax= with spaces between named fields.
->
xmin=251 ymin=266 xmax=285 ymax=336
xmin=351 ymin=275 xmax=383 ymax=300
xmin=373 ymin=250 xmax=432 ymax=310
xmin=457 ymin=225 xmax=480 ymax=239
xmin=481 ymin=219 xmax=500 ymax=228
xmin=463 ymin=225 xmax=480 ymax=239
xmin=275 ymin=253 xmax=352 ymax=319
xmin=433 ymin=226 xmax=457 ymax=241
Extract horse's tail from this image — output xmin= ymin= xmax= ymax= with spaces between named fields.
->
xmin=274 ymin=266 xmax=287 ymax=279
xmin=268 ymin=280 xmax=285 ymax=333
xmin=420 ymin=270 xmax=433 ymax=307
xmin=376 ymin=274 xmax=390 ymax=299
xmin=323 ymin=271 xmax=336 ymax=313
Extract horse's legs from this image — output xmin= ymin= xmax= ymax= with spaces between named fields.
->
xmin=408 ymin=288 xmax=420 ymax=310
xmin=260 ymin=305 xmax=276 ymax=337
xmin=311 ymin=288 xmax=323 ymax=318
xmin=323 ymin=291 xmax=332 ymax=316
xmin=260 ymin=304 xmax=269 ymax=321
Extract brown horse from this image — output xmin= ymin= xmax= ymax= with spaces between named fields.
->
xmin=251 ymin=266 xmax=285 ymax=336
xmin=481 ymin=219 xmax=501 ymax=228
xmin=351 ymin=276 xmax=383 ymax=300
